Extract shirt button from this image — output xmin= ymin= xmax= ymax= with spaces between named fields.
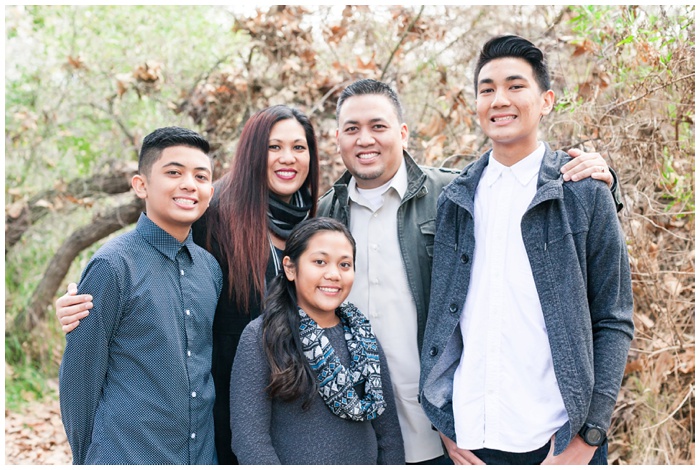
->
xmin=191 ymin=433 xmax=196 ymax=439
xmin=429 ymin=347 xmax=438 ymax=356
xmin=191 ymin=391 xmax=197 ymax=398
xmin=461 ymin=254 xmax=469 ymax=264
xmin=187 ymin=350 xmax=191 ymax=357
xmin=185 ymin=310 xmax=191 ymax=316
xmin=449 ymin=303 xmax=458 ymax=313
xmin=180 ymin=270 xmax=184 ymax=276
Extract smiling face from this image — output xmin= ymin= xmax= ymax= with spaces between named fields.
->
xmin=267 ymin=118 xmax=311 ymax=202
xmin=476 ymin=57 xmax=555 ymax=165
xmin=336 ymin=94 xmax=409 ymax=189
xmin=283 ymin=230 xmax=355 ymax=328
xmin=131 ymin=145 xmax=213 ymax=242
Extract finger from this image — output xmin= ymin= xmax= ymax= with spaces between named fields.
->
xmin=566 ymin=148 xmax=582 ymax=158
xmin=66 ymin=282 xmax=78 ymax=295
xmin=56 ymin=294 xmax=93 ymax=309
xmin=60 ymin=309 xmax=91 ymax=326
xmin=57 ymin=302 xmax=93 ymax=321
xmin=591 ymin=168 xmax=614 ymax=187
xmin=62 ymin=320 xmax=81 ymax=334
xmin=561 ymin=153 xmax=603 ymax=174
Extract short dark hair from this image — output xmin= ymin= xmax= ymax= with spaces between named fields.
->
xmin=336 ymin=78 xmax=404 ymax=123
xmin=474 ymin=35 xmax=550 ymax=95
xmin=138 ymin=126 xmax=210 ymax=176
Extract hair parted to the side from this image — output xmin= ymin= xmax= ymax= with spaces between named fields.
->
xmin=209 ymin=105 xmax=320 ymax=312
xmin=138 ymin=126 xmax=210 ymax=177
xmin=262 ymin=217 xmax=356 ymax=409
xmin=336 ymin=78 xmax=405 ymax=123
xmin=473 ymin=35 xmax=551 ymax=95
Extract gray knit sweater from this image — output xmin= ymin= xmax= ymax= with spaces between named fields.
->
xmin=230 ymin=316 xmax=405 ymax=465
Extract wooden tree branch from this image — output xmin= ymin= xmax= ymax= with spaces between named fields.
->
xmin=5 ymin=164 xmax=137 ymax=253
xmin=13 ymin=197 xmax=144 ymax=333
xmin=380 ymin=5 xmax=425 ymax=82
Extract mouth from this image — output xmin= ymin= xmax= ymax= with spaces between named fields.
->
xmin=356 ymin=151 xmax=380 ymax=161
xmin=491 ymin=115 xmax=517 ymax=123
xmin=318 ymin=286 xmax=342 ymax=294
xmin=173 ymin=197 xmax=197 ymax=207
xmin=275 ymin=170 xmax=298 ymax=180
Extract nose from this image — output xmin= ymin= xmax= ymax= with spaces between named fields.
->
xmin=356 ymin=128 xmax=375 ymax=146
xmin=323 ymin=266 xmax=340 ymax=281
xmin=491 ymin=88 xmax=510 ymax=108
xmin=180 ymin=173 xmax=197 ymax=191
xmin=278 ymin=148 xmax=296 ymax=164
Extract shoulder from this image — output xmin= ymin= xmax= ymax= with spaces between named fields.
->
xmin=419 ymin=165 xmax=461 ymax=187
xmin=89 ymin=229 xmax=141 ymax=268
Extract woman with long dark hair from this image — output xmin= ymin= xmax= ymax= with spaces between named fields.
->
xmin=230 ymin=217 xmax=404 ymax=464
xmin=195 ymin=105 xmax=320 ymax=463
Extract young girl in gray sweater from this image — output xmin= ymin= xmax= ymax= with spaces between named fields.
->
xmin=230 ymin=217 xmax=404 ymax=464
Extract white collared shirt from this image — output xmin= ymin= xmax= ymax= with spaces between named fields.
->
xmin=347 ymin=159 xmax=444 ymax=462
xmin=453 ymin=142 xmax=568 ymax=453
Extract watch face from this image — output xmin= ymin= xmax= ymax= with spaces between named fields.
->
xmin=587 ymin=428 xmax=603 ymax=444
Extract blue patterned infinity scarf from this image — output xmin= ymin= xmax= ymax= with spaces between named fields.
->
xmin=298 ymin=303 xmax=386 ymax=421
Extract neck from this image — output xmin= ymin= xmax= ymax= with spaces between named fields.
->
xmin=306 ymin=310 xmax=340 ymax=328
xmin=491 ymin=140 xmax=540 ymax=167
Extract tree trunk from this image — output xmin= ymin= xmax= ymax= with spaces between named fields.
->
xmin=5 ymin=164 xmax=137 ymax=253
xmin=14 ymin=197 xmax=144 ymax=333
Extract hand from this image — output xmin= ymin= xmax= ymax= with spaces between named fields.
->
xmin=561 ymin=148 xmax=613 ymax=188
xmin=439 ymin=432 xmax=486 ymax=465
xmin=540 ymin=435 xmax=597 ymax=465
xmin=55 ymin=282 xmax=92 ymax=333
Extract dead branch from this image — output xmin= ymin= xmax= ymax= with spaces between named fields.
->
xmin=13 ymin=197 xmax=144 ymax=333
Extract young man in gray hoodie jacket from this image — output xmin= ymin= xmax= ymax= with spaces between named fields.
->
xmin=419 ymin=35 xmax=634 ymax=465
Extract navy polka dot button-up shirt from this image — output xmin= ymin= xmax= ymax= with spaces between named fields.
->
xmin=59 ymin=213 xmax=222 ymax=464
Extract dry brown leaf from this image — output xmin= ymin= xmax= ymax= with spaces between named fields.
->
xmin=6 ymin=201 xmax=26 ymax=219
xmin=662 ymin=273 xmax=683 ymax=296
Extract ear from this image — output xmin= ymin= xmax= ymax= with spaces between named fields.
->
xmin=282 ymin=256 xmax=296 ymax=281
xmin=131 ymin=174 xmax=148 ymax=200
xmin=335 ymin=128 xmax=340 ymax=153
xmin=400 ymin=122 xmax=409 ymax=150
xmin=541 ymin=90 xmax=555 ymax=116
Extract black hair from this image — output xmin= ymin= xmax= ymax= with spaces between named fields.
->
xmin=138 ymin=126 xmax=210 ymax=176
xmin=336 ymin=78 xmax=404 ymax=123
xmin=261 ymin=217 xmax=356 ymax=409
xmin=473 ymin=35 xmax=551 ymax=95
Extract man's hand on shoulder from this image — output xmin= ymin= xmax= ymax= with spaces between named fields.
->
xmin=56 ymin=282 xmax=92 ymax=333
xmin=561 ymin=148 xmax=613 ymax=188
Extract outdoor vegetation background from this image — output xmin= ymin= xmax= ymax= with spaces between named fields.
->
xmin=4 ymin=5 xmax=695 ymax=464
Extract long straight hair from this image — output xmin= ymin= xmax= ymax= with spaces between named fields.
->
xmin=210 ymin=105 xmax=319 ymax=312
xmin=262 ymin=218 xmax=356 ymax=408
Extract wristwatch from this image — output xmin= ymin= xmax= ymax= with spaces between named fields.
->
xmin=578 ymin=423 xmax=607 ymax=446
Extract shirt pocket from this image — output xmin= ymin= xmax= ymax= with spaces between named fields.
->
xmin=419 ymin=219 xmax=436 ymax=258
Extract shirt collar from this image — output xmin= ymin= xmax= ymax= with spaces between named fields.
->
xmin=135 ymin=212 xmax=195 ymax=261
xmin=347 ymin=156 xmax=409 ymax=203
xmin=483 ymin=142 xmax=545 ymax=187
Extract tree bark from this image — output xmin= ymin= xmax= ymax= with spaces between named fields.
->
xmin=5 ymin=164 xmax=137 ymax=253
xmin=14 ymin=197 xmax=144 ymax=333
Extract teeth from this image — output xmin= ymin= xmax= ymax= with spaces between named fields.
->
xmin=358 ymin=153 xmax=379 ymax=160
xmin=493 ymin=116 xmax=515 ymax=122
xmin=319 ymin=287 xmax=340 ymax=293
xmin=174 ymin=198 xmax=196 ymax=205
xmin=276 ymin=171 xmax=296 ymax=177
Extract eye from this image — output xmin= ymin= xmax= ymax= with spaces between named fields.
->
xmin=313 ymin=259 xmax=326 ymax=266
xmin=269 ymin=144 xmax=280 ymax=150
xmin=372 ymin=124 xmax=387 ymax=130
xmin=293 ymin=144 xmax=307 ymax=151
xmin=196 ymin=174 xmax=210 ymax=182
xmin=344 ymin=126 xmax=358 ymax=133
xmin=479 ymin=87 xmax=493 ymax=95
xmin=166 ymin=170 xmax=181 ymax=176
xmin=510 ymin=84 xmax=525 ymax=90
xmin=340 ymin=261 xmax=353 ymax=269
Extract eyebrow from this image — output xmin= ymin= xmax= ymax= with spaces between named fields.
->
xmin=478 ymin=75 xmax=527 ymax=87
xmin=342 ymin=117 xmax=387 ymax=126
xmin=161 ymin=161 xmax=211 ymax=173
xmin=269 ymin=138 xmax=307 ymax=143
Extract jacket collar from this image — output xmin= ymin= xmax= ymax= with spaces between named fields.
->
xmin=445 ymin=142 xmax=568 ymax=213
